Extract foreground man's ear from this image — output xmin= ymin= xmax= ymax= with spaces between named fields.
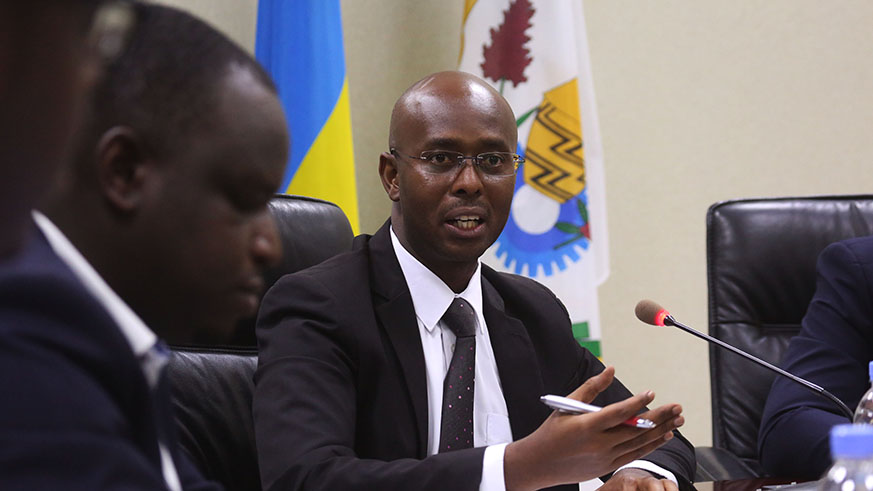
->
xmin=96 ymin=126 xmax=151 ymax=214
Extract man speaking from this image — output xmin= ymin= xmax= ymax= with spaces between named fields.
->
xmin=254 ymin=71 xmax=695 ymax=491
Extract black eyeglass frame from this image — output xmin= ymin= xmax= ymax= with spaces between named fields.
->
xmin=389 ymin=148 xmax=524 ymax=178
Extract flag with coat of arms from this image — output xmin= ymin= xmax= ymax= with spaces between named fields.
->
xmin=459 ymin=0 xmax=609 ymax=356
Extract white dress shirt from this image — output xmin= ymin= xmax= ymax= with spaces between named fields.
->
xmin=33 ymin=211 xmax=183 ymax=491
xmin=389 ymin=227 xmax=676 ymax=490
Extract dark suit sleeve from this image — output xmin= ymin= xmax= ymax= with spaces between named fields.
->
xmin=759 ymin=240 xmax=873 ymax=479
xmin=253 ymin=272 xmax=487 ymax=491
xmin=0 ymin=313 xmax=188 ymax=490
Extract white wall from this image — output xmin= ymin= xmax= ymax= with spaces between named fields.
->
xmin=156 ymin=0 xmax=873 ymax=446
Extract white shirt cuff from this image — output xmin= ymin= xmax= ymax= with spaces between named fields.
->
xmin=479 ymin=443 xmax=508 ymax=491
xmin=616 ymin=460 xmax=678 ymax=485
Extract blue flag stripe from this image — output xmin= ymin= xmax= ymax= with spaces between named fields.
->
xmin=255 ymin=0 xmax=347 ymax=190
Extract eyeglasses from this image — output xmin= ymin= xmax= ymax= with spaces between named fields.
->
xmin=390 ymin=149 xmax=523 ymax=178
xmin=87 ymin=1 xmax=136 ymax=66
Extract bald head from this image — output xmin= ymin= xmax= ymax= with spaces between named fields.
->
xmin=389 ymin=71 xmax=516 ymax=150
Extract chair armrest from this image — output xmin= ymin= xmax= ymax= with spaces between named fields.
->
xmin=695 ymin=446 xmax=760 ymax=482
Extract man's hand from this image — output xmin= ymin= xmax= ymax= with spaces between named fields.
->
xmin=503 ymin=366 xmax=685 ymax=491
xmin=600 ymin=468 xmax=678 ymax=491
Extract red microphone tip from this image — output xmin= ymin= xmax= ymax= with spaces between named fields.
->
xmin=634 ymin=299 xmax=672 ymax=327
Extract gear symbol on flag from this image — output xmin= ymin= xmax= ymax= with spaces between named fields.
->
xmin=492 ymin=171 xmax=590 ymax=278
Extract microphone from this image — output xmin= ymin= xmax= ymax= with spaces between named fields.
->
xmin=634 ymin=299 xmax=854 ymax=419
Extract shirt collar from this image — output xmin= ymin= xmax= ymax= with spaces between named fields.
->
xmin=390 ymin=226 xmax=483 ymax=334
xmin=32 ymin=211 xmax=157 ymax=359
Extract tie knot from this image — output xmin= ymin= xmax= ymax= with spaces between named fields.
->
xmin=441 ymin=297 xmax=477 ymax=338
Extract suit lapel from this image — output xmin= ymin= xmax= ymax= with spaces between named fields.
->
xmin=368 ymin=222 xmax=429 ymax=457
xmin=481 ymin=275 xmax=550 ymax=440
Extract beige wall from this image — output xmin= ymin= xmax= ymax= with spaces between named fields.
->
xmin=157 ymin=0 xmax=873 ymax=447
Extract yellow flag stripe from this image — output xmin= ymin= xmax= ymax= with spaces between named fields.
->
xmin=458 ymin=0 xmax=479 ymax=63
xmin=286 ymin=79 xmax=360 ymax=233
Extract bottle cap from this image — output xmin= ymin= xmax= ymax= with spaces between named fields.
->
xmin=868 ymin=361 xmax=873 ymax=383
xmin=831 ymin=424 xmax=873 ymax=458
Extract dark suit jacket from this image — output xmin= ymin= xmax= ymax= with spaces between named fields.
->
xmin=759 ymin=236 xmax=873 ymax=479
xmin=254 ymin=222 xmax=695 ymax=491
xmin=0 ymin=229 xmax=220 ymax=490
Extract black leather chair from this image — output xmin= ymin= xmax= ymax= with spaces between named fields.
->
xmin=696 ymin=195 xmax=873 ymax=481
xmin=167 ymin=195 xmax=354 ymax=491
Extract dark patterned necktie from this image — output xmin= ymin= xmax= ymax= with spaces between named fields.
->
xmin=438 ymin=297 xmax=477 ymax=452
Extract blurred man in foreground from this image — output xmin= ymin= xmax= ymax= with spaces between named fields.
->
xmin=254 ymin=71 xmax=695 ymax=491
xmin=0 ymin=4 xmax=288 ymax=489
xmin=0 ymin=0 xmax=123 ymax=258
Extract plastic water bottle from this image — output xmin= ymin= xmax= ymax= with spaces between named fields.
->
xmin=854 ymin=361 xmax=873 ymax=424
xmin=819 ymin=424 xmax=873 ymax=491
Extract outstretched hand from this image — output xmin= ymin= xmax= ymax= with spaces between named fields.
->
xmin=504 ymin=366 xmax=685 ymax=491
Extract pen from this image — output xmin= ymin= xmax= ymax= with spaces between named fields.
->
xmin=540 ymin=394 xmax=657 ymax=429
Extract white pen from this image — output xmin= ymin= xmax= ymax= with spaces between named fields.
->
xmin=540 ymin=394 xmax=657 ymax=429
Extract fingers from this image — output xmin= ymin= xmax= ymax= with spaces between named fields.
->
xmin=611 ymin=403 xmax=683 ymax=435
xmin=610 ymin=405 xmax=684 ymax=453
xmin=607 ymin=406 xmax=685 ymax=468
xmin=566 ymin=365 xmax=615 ymax=403
xmin=609 ymin=430 xmax=675 ymax=470
xmin=631 ymin=476 xmax=677 ymax=491
xmin=595 ymin=390 xmax=656 ymax=428
xmin=645 ymin=404 xmax=684 ymax=432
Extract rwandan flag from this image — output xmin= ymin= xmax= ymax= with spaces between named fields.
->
xmin=256 ymin=0 xmax=359 ymax=232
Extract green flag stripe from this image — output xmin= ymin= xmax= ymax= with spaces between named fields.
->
xmin=572 ymin=322 xmax=601 ymax=356
xmin=571 ymin=322 xmax=589 ymax=339
xmin=577 ymin=340 xmax=601 ymax=357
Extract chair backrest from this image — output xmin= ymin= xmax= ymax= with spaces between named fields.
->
xmin=168 ymin=195 xmax=354 ymax=491
xmin=707 ymin=195 xmax=873 ymax=474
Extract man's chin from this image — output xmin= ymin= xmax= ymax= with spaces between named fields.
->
xmin=433 ymin=249 xmax=491 ymax=272
xmin=444 ymin=236 xmax=496 ymax=261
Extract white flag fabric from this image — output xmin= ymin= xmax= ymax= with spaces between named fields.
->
xmin=459 ymin=0 xmax=609 ymax=356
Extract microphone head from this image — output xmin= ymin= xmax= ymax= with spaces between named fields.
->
xmin=635 ymin=299 xmax=672 ymax=327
